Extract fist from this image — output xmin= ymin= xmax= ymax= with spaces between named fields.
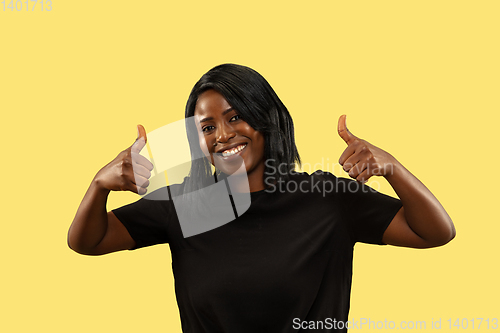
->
xmin=94 ymin=125 xmax=154 ymax=195
xmin=337 ymin=115 xmax=397 ymax=183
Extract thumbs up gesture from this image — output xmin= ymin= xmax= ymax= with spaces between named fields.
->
xmin=94 ymin=125 xmax=154 ymax=195
xmin=338 ymin=115 xmax=397 ymax=183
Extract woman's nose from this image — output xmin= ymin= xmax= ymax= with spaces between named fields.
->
xmin=215 ymin=123 xmax=236 ymax=143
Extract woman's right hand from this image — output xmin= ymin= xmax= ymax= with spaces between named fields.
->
xmin=94 ymin=125 xmax=154 ymax=195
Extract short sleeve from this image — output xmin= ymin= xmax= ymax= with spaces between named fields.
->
xmin=336 ymin=177 xmax=402 ymax=245
xmin=112 ymin=188 xmax=172 ymax=250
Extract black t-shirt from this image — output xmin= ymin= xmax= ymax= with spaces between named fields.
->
xmin=113 ymin=171 xmax=402 ymax=332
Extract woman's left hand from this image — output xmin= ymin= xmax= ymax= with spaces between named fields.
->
xmin=337 ymin=114 xmax=398 ymax=183
xmin=337 ymin=114 xmax=455 ymax=248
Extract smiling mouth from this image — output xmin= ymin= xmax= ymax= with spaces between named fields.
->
xmin=218 ymin=143 xmax=247 ymax=158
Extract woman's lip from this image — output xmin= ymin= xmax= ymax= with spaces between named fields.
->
xmin=215 ymin=143 xmax=247 ymax=160
xmin=215 ymin=142 xmax=248 ymax=154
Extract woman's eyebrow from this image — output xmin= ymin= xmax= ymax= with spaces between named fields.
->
xmin=199 ymin=107 xmax=234 ymax=123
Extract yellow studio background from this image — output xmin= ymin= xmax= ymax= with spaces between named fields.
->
xmin=1 ymin=0 xmax=498 ymax=332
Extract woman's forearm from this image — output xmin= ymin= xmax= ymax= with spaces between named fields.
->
xmin=385 ymin=161 xmax=456 ymax=245
xmin=68 ymin=125 xmax=152 ymax=255
xmin=67 ymin=179 xmax=110 ymax=254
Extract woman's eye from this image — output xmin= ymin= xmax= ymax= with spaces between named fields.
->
xmin=230 ymin=115 xmax=241 ymax=121
xmin=202 ymin=126 xmax=214 ymax=133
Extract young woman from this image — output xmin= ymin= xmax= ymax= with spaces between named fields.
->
xmin=68 ymin=64 xmax=455 ymax=332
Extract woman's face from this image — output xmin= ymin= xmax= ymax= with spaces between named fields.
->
xmin=194 ymin=89 xmax=266 ymax=191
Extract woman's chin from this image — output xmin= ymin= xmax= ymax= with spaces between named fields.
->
xmin=213 ymin=155 xmax=247 ymax=177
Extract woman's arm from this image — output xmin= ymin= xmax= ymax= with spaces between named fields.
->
xmin=337 ymin=115 xmax=455 ymax=248
xmin=382 ymin=162 xmax=455 ymax=248
xmin=67 ymin=125 xmax=153 ymax=255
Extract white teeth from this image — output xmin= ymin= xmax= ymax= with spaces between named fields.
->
xmin=221 ymin=144 xmax=247 ymax=157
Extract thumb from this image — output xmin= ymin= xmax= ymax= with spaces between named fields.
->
xmin=131 ymin=124 xmax=147 ymax=152
xmin=337 ymin=115 xmax=355 ymax=145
